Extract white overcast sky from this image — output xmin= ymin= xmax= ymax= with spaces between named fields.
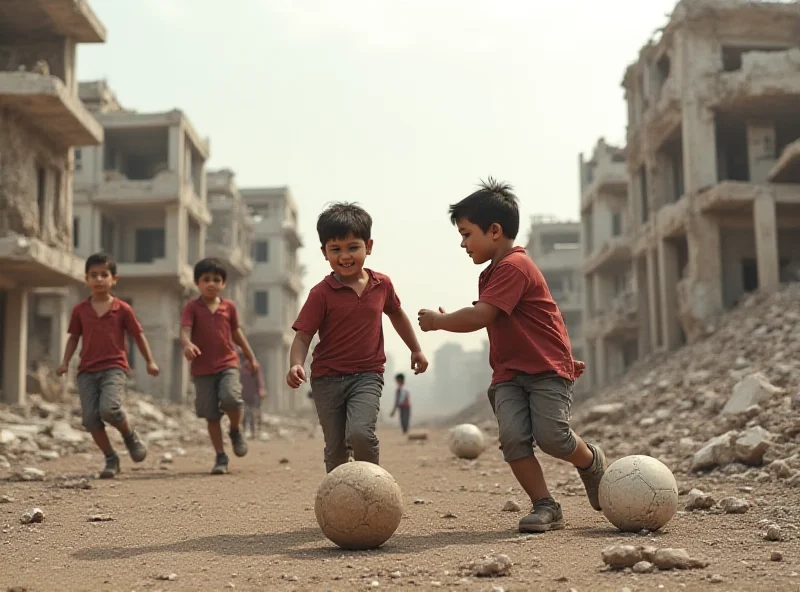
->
xmin=78 ymin=0 xmax=677 ymax=365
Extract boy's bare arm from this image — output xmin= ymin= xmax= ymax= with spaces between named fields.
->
xmin=418 ymin=302 xmax=500 ymax=333
xmin=179 ymin=326 xmax=193 ymax=348
xmin=134 ymin=333 xmax=160 ymax=376
xmin=387 ymin=308 xmax=428 ymax=373
xmin=180 ymin=326 xmax=201 ymax=360
xmin=287 ymin=331 xmax=313 ymax=388
xmin=232 ymin=328 xmax=257 ymax=365
xmin=56 ymin=335 xmax=80 ymax=375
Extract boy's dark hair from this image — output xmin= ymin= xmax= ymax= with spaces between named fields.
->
xmin=448 ymin=177 xmax=520 ymax=239
xmin=194 ymin=258 xmax=227 ymax=282
xmin=85 ymin=252 xmax=117 ymax=275
xmin=317 ymin=202 xmax=372 ymax=246
xmin=395 ymin=373 xmax=405 ymax=382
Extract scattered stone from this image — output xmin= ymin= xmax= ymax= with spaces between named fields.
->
xmin=0 ymin=495 xmax=14 ymax=504
xmin=160 ymin=453 xmax=174 ymax=464
xmin=771 ymin=551 xmax=783 ymax=562
xmin=56 ymin=478 xmax=92 ymax=490
xmin=407 ymin=431 xmax=429 ymax=441
xmin=632 ymin=561 xmax=654 ymax=574
xmin=413 ymin=498 xmax=428 ymax=505
xmin=764 ymin=525 xmax=783 ymax=541
xmin=721 ymin=373 xmax=784 ymax=415
xmin=734 ymin=426 xmax=772 ymax=465
xmin=468 ymin=554 xmax=512 ymax=577
xmin=585 ymin=403 xmax=625 ymax=423
xmin=49 ymin=421 xmax=85 ymax=444
xmin=279 ymin=458 xmax=289 ymax=464
xmin=691 ymin=432 xmax=737 ymax=472
xmin=769 ymin=459 xmax=793 ymax=479
xmin=718 ymin=497 xmax=750 ymax=514
xmin=501 ymin=500 xmax=521 ymax=512
xmin=652 ymin=548 xmax=708 ymax=570
xmin=13 ymin=467 xmax=45 ymax=482
xmin=601 ymin=545 xmax=642 ymax=569
xmin=136 ymin=400 xmax=166 ymax=423
xmin=441 ymin=512 xmax=457 ymax=519
xmin=0 ymin=429 xmax=19 ymax=446
xmin=685 ymin=488 xmax=715 ymax=511
xmin=709 ymin=574 xmax=724 ymax=584
xmin=20 ymin=508 xmax=44 ymax=524
xmin=156 ymin=573 xmax=178 ymax=581
xmin=88 ymin=515 xmax=114 ymax=522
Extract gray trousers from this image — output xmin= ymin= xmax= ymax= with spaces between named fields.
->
xmin=310 ymin=372 xmax=383 ymax=473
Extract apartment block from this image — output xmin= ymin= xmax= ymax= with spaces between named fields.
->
xmin=623 ymin=0 xmax=800 ymax=359
xmin=240 ymin=187 xmax=305 ymax=415
xmin=525 ymin=216 xmax=585 ymax=365
xmin=579 ymin=139 xmax=638 ymax=389
xmin=206 ymin=169 xmax=253 ymax=318
xmin=73 ymin=81 xmax=211 ymax=402
xmin=0 ymin=0 xmax=106 ymax=404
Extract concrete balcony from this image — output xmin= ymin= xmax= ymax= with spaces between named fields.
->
xmin=92 ymin=171 xmax=181 ymax=205
xmin=0 ymin=73 xmax=103 ymax=148
xmin=695 ymin=182 xmax=800 ymax=214
xmin=581 ymin=166 xmax=629 ymax=213
xmin=115 ymin=259 xmax=194 ymax=290
xmin=582 ymin=235 xmax=631 ymax=275
xmin=585 ymin=290 xmax=638 ymax=341
xmin=535 ymin=248 xmax=582 ymax=272
xmin=0 ymin=236 xmax=84 ymax=289
xmin=283 ymin=271 xmax=303 ymax=295
xmin=205 ymin=242 xmax=253 ymax=276
xmin=282 ymin=222 xmax=303 ymax=249
xmin=550 ymin=290 xmax=582 ymax=313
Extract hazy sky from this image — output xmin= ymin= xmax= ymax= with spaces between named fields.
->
xmin=77 ymin=0 xmax=676 ymax=367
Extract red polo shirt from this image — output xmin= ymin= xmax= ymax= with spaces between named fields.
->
xmin=181 ymin=297 xmax=240 ymax=376
xmin=292 ymin=269 xmax=401 ymax=378
xmin=68 ymin=297 xmax=143 ymax=374
xmin=478 ymin=247 xmax=575 ymax=385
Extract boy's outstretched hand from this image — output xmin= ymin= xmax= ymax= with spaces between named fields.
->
xmin=183 ymin=343 xmax=201 ymax=361
xmin=417 ymin=307 xmax=445 ymax=332
xmin=286 ymin=364 xmax=306 ymax=389
xmin=146 ymin=361 xmax=160 ymax=377
xmin=411 ymin=351 xmax=428 ymax=374
xmin=573 ymin=359 xmax=586 ymax=379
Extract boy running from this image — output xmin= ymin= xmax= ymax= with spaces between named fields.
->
xmin=181 ymin=258 xmax=259 ymax=474
xmin=287 ymin=202 xmax=429 ymax=473
xmin=418 ymin=179 xmax=605 ymax=533
xmin=56 ymin=253 xmax=158 ymax=478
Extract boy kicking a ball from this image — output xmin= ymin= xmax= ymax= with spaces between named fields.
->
xmin=418 ymin=179 xmax=606 ymax=533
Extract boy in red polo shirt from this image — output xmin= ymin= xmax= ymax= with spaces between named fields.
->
xmin=418 ymin=178 xmax=606 ymax=534
xmin=181 ymin=258 xmax=259 ymax=475
xmin=56 ymin=253 xmax=159 ymax=479
xmin=287 ymin=202 xmax=429 ymax=473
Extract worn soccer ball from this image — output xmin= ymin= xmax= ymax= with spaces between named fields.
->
xmin=599 ymin=455 xmax=679 ymax=532
xmin=448 ymin=424 xmax=486 ymax=460
xmin=314 ymin=461 xmax=404 ymax=550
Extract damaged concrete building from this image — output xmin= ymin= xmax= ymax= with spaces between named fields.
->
xmin=0 ymin=0 xmax=106 ymax=404
xmin=241 ymin=187 xmax=306 ymax=415
xmin=525 ymin=216 xmax=586 ymax=389
xmin=580 ymin=139 xmax=638 ymax=389
xmin=623 ymin=0 xmax=800 ymax=360
xmin=72 ymin=80 xmax=210 ymax=401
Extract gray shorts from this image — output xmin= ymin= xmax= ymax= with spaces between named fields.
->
xmin=488 ymin=371 xmax=577 ymax=463
xmin=77 ymin=368 xmax=128 ymax=432
xmin=193 ymin=367 xmax=244 ymax=421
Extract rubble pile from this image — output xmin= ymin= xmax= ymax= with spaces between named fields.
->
xmin=573 ymin=283 xmax=800 ymax=482
xmin=0 ymin=384 xmax=317 ymax=477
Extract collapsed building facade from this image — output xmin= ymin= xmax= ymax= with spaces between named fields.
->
xmin=0 ymin=0 xmax=106 ymax=404
xmin=623 ymin=0 xmax=800 ymax=361
xmin=73 ymin=81 xmax=210 ymax=402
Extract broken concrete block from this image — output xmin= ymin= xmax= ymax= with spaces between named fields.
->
xmin=721 ymin=373 xmax=784 ymax=415
xmin=734 ymin=426 xmax=772 ymax=465
xmin=585 ymin=403 xmax=625 ymax=423
xmin=691 ymin=432 xmax=737 ymax=472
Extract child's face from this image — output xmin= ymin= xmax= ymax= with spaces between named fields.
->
xmin=395 ymin=378 xmax=404 ymax=387
xmin=85 ymin=264 xmax=117 ymax=294
xmin=196 ymin=272 xmax=226 ymax=299
xmin=456 ymin=217 xmax=500 ymax=265
xmin=322 ymin=233 xmax=372 ymax=279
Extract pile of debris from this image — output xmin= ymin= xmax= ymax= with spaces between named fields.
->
xmin=573 ymin=283 xmax=800 ymax=483
xmin=0 ymin=384 xmax=317 ymax=476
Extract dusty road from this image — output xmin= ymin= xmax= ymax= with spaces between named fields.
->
xmin=2 ymin=426 xmax=799 ymax=592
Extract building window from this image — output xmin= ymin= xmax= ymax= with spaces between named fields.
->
xmin=75 ymin=149 xmax=82 ymax=172
xmin=611 ymin=211 xmax=622 ymax=237
xmin=255 ymin=291 xmax=269 ymax=316
xmin=73 ymin=217 xmax=79 ymax=249
xmin=135 ymin=228 xmax=166 ymax=263
xmin=100 ymin=215 xmax=115 ymax=255
xmin=37 ymin=166 xmax=46 ymax=231
xmin=253 ymin=240 xmax=269 ymax=262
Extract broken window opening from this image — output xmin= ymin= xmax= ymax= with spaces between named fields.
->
xmin=255 ymin=291 xmax=269 ymax=316
xmin=639 ymin=166 xmax=649 ymax=223
xmin=716 ymin=118 xmax=750 ymax=182
xmin=611 ymin=211 xmax=622 ymax=237
xmin=100 ymin=215 xmax=115 ymax=256
xmin=36 ymin=166 xmax=46 ymax=232
xmin=722 ymin=46 xmax=791 ymax=72
xmin=134 ymin=228 xmax=166 ymax=263
xmin=103 ymin=128 xmax=170 ymax=181
xmin=73 ymin=217 xmax=79 ymax=249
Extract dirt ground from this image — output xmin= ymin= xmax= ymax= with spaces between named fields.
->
xmin=2 ymin=426 xmax=799 ymax=592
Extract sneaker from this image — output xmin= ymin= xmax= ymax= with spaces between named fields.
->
xmin=229 ymin=428 xmax=248 ymax=458
xmin=577 ymin=443 xmax=607 ymax=511
xmin=123 ymin=430 xmax=147 ymax=463
xmin=518 ymin=497 xmax=565 ymax=533
xmin=211 ymin=452 xmax=229 ymax=475
xmin=99 ymin=454 xmax=120 ymax=479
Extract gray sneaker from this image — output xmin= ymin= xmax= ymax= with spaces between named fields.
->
xmin=123 ymin=430 xmax=147 ymax=463
xmin=229 ymin=429 xmax=248 ymax=458
xmin=211 ymin=452 xmax=229 ymax=475
xmin=518 ymin=497 xmax=565 ymax=533
xmin=99 ymin=454 xmax=120 ymax=479
xmin=577 ymin=443 xmax=607 ymax=511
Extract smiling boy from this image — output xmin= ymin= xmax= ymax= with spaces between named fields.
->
xmin=287 ymin=202 xmax=429 ymax=473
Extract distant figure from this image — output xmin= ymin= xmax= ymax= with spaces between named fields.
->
xmin=389 ymin=373 xmax=411 ymax=434
xmin=240 ymin=350 xmax=266 ymax=438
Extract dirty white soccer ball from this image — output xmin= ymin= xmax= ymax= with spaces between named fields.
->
xmin=599 ymin=455 xmax=679 ymax=532
xmin=314 ymin=461 xmax=403 ymax=550
xmin=448 ymin=424 xmax=486 ymax=460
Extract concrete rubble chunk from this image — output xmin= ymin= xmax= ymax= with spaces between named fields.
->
xmin=768 ymin=459 xmax=792 ymax=479
xmin=718 ymin=497 xmax=750 ymax=514
xmin=468 ymin=554 xmax=512 ymax=577
xmin=501 ymin=500 xmax=521 ymax=512
xmin=585 ymin=403 xmax=625 ymax=423
xmin=0 ymin=429 xmax=19 ymax=446
xmin=685 ymin=488 xmax=716 ymax=511
xmin=601 ymin=545 xmax=642 ymax=569
xmin=20 ymin=508 xmax=44 ymax=524
xmin=632 ymin=561 xmax=654 ymax=574
xmin=691 ymin=432 xmax=737 ymax=472
xmin=734 ymin=426 xmax=772 ymax=465
xmin=136 ymin=400 xmax=166 ymax=423
xmin=721 ymin=373 xmax=784 ymax=415
xmin=652 ymin=548 xmax=708 ymax=570
xmin=50 ymin=421 xmax=85 ymax=444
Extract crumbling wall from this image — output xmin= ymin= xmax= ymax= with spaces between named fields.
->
xmin=0 ymin=111 xmax=70 ymax=249
xmin=207 ymin=208 xmax=232 ymax=245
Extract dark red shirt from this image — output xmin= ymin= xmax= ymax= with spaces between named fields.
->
xmin=478 ymin=247 xmax=574 ymax=385
xmin=68 ymin=297 xmax=143 ymax=374
xmin=292 ymin=269 xmax=401 ymax=378
xmin=181 ymin=297 xmax=240 ymax=376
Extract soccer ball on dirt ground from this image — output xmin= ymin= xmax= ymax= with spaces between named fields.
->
xmin=598 ymin=454 xmax=679 ymax=532
xmin=448 ymin=423 xmax=486 ymax=460
xmin=314 ymin=461 xmax=404 ymax=550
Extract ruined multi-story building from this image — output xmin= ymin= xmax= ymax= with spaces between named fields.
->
xmin=579 ymin=139 xmax=638 ymax=389
xmin=206 ymin=169 xmax=253 ymax=318
xmin=623 ymin=0 xmax=800 ymax=360
xmin=0 ymin=0 xmax=105 ymax=404
xmin=73 ymin=80 xmax=210 ymax=402
xmin=240 ymin=187 xmax=305 ymax=414
xmin=525 ymin=216 xmax=585 ymax=365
